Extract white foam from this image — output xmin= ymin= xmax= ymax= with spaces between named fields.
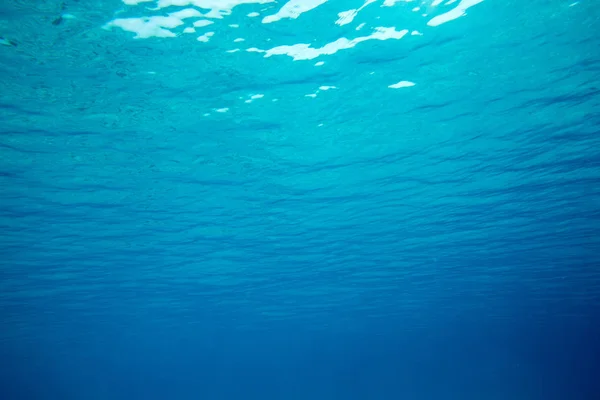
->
xmin=427 ymin=0 xmax=484 ymax=26
xmin=389 ymin=80 xmax=415 ymax=88
xmin=263 ymin=0 xmax=328 ymax=24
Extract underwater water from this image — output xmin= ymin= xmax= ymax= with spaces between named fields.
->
xmin=1 ymin=0 xmax=600 ymax=399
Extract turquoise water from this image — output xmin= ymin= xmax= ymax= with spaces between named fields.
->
xmin=1 ymin=0 xmax=599 ymax=399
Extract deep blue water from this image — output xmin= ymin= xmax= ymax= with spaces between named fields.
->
xmin=1 ymin=0 xmax=600 ymax=399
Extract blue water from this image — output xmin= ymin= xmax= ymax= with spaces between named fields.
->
xmin=1 ymin=0 xmax=599 ymax=399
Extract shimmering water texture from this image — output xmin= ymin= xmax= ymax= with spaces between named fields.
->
xmin=1 ymin=1 xmax=599 ymax=400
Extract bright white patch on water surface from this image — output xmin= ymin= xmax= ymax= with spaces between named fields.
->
xmin=427 ymin=0 xmax=484 ymax=26
xmin=382 ymin=0 xmax=410 ymax=7
xmin=245 ymin=94 xmax=265 ymax=103
xmin=336 ymin=0 xmax=376 ymax=26
xmin=255 ymin=27 xmax=408 ymax=61
xmin=193 ymin=20 xmax=213 ymax=27
xmin=251 ymin=94 xmax=264 ymax=99
xmin=123 ymin=0 xmax=153 ymax=4
xmin=263 ymin=0 xmax=328 ymax=24
xmin=197 ymin=31 xmax=214 ymax=42
xmin=103 ymin=6 xmax=210 ymax=38
xmin=153 ymin=0 xmax=273 ymax=9
xmin=104 ymin=16 xmax=180 ymax=38
xmin=304 ymin=85 xmax=337 ymax=98
xmin=389 ymin=80 xmax=415 ymax=88
xmin=169 ymin=8 xmax=202 ymax=19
